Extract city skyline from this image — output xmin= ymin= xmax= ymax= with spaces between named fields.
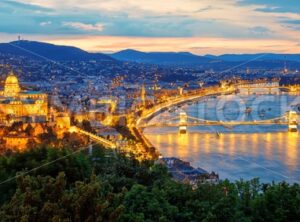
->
xmin=0 ymin=2 xmax=299 ymax=220
xmin=1 ymin=0 xmax=300 ymax=54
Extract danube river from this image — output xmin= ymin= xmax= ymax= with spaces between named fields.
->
xmin=144 ymin=93 xmax=300 ymax=183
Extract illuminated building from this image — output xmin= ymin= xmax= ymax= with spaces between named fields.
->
xmin=0 ymin=71 xmax=48 ymax=123
xmin=3 ymin=133 xmax=31 ymax=150
xmin=55 ymin=114 xmax=71 ymax=129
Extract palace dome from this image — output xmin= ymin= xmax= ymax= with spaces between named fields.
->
xmin=5 ymin=72 xmax=19 ymax=85
xmin=4 ymin=71 xmax=21 ymax=97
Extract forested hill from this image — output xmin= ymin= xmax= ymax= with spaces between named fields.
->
xmin=0 ymin=40 xmax=115 ymax=61
xmin=0 ymin=145 xmax=299 ymax=221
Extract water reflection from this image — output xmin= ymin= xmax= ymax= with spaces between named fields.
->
xmin=145 ymin=131 xmax=300 ymax=183
xmin=145 ymin=94 xmax=300 ymax=183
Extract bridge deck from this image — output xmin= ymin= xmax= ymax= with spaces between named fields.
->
xmin=142 ymin=121 xmax=288 ymax=128
xmin=70 ymin=126 xmax=117 ymax=149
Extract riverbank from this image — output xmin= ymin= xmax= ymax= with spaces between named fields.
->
xmin=157 ymin=157 xmax=219 ymax=185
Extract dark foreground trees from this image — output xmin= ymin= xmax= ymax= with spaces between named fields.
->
xmin=0 ymin=172 xmax=124 ymax=222
xmin=0 ymin=146 xmax=299 ymax=222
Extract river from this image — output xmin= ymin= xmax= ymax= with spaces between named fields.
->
xmin=144 ymin=93 xmax=300 ymax=183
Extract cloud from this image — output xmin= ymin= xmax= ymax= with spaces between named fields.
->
xmin=1 ymin=0 xmax=300 ymax=53
xmin=40 ymin=21 xmax=52 ymax=26
xmin=248 ymin=26 xmax=271 ymax=35
xmin=2 ymin=0 xmax=53 ymax=12
xmin=193 ymin=6 xmax=216 ymax=13
xmin=62 ymin=22 xmax=104 ymax=32
xmin=240 ymin=0 xmax=300 ymax=14
xmin=4 ymin=0 xmax=300 ymax=40
xmin=1 ymin=32 xmax=300 ymax=55
xmin=286 ymin=20 xmax=300 ymax=24
xmin=42 ymin=35 xmax=300 ymax=55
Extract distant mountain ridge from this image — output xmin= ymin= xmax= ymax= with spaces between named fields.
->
xmin=111 ymin=49 xmax=300 ymax=65
xmin=0 ymin=40 xmax=114 ymax=61
xmin=204 ymin=53 xmax=300 ymax=62
xmin=1 ymin=41 xmax=300 ymax=67
xmin=110 ymin=49 xmax=212 ymax=65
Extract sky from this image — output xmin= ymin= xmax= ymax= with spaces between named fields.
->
xmin=0 ymin=0 xmax=300 ymax=54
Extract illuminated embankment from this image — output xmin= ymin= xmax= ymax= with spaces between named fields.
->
xmin=137 ymin=86 xmax=236 ymax=127
xmin=133 ymin=86 xmax=237 ymax=149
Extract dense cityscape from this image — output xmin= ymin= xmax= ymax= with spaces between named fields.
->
xmin=0 ymin=39 xmax=298 ymax=221
xmin=0 ymin=0 xmax=300 ymax=221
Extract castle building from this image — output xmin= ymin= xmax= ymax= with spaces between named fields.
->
xmin=0 ymin=71 xmax=48 ymax=123
xmin=3 ymin=133 xmax=32 ymax=151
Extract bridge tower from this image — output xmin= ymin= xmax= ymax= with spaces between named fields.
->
xmin=290 ymin=86 xmax=296 ymax=92
xmin=179 ymin=111 xmax=188 ymax=134
xmin=290 ymin=85 xmax=300 ymax=92
xmin=287 ymin=111 xmax=298 ymax=132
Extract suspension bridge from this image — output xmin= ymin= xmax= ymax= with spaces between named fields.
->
xmin=135 ymin=83 xmax=299 ymax=135
xmin=139 ymin=111 xmax=298 ymax=133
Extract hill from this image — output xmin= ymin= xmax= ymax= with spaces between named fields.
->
xmin=111 ymin=49 xmax=300 ymax=68
xmin=110 ymin=49 xmax=212 ymax=66
xmin=1 ymin=41 xmax=300 ymax=68
xmin=0 ymin=40 xmax=114 ymax=61
xmin=204 ymin=53 xmax=300 ymax=62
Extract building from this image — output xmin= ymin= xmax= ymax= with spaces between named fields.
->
xmin=0 ymin=71 xmax=48 ymax=124
xmin=55 ymin=114 xmax=71 ymax=129
xmin=3 ymin=132 xmax=32 ymax=150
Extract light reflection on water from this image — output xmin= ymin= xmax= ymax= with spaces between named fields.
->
xmin=144 ymin=94 xmax=300 ymax=183
xmin=145 ymin=131 xmax=300 ymax=183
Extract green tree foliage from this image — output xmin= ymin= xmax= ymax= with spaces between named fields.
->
xmin=0 ymin=172 xmax=124 ymax=222
xmin=0 ymin=145 xmax=299 ymax=221
xmin=0 ymin=146 xmax=91 ymax=204
xmin=122 ymin=184 xmax=178 ymax=222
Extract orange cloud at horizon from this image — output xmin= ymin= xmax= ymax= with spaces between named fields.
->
xmin=45 ymin=36 xmax=300 ymax=55
xmin=1 ymin=33 xmax=299 ymax=55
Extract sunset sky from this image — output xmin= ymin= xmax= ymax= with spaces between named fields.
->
xmin=0 ymin=0 xmax=300 ymax=54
